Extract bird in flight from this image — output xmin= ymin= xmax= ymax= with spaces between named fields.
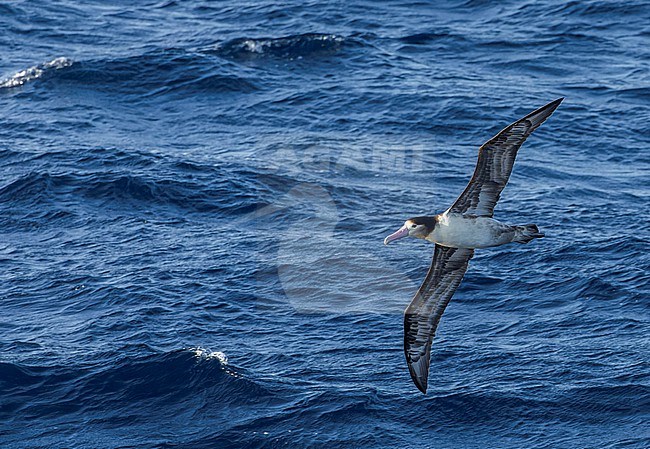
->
xmin=384 ymin=98 xmax=563 ymax=394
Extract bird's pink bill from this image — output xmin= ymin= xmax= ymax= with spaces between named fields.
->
xmin=384 ymin=226 xmax=409 ymax=245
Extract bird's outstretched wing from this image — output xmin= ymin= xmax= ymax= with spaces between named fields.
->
xmin=447 ymin=98 xmax=563 ymax=217
xmin=404 ymin=244 xmax=474 ymax=393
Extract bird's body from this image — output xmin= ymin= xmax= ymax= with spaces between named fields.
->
xmin=427 ymin=213 xmax=519 ymax=249
xmin=384 ymin=98 xmax=563 ymax=394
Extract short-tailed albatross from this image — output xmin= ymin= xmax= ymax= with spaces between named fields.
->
xmin=384 ymin=98 xmax=563 ymax=394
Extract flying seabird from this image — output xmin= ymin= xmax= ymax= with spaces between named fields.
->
xmin=384 ymin=98 xmax=563 ymax=394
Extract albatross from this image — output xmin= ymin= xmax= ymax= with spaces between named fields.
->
xmin=384 ymin=98 xmax=563 ymax=394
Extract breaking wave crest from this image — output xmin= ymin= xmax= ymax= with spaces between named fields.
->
xmin=0 ymin=57 xmax=72 ymax=89
xmin=215 ymin=33 xmax=345 ymax=59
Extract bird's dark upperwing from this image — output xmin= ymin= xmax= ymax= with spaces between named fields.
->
xmin=404 ymin=244 xmax=474 ymax=394
xmin=447 ymin=98 xmax=563 ymax=217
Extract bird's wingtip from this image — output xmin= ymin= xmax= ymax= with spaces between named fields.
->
xmin=544 ymin=97 xmax=564 ymax=110
xmin=522 ymin=97 xmax=564 ymax=126
xmin=408 ymin=363 xmax=429 ymax=394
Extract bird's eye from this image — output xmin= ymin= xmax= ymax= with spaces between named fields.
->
xmin=411 ymin=224 xmax=417 ymax=229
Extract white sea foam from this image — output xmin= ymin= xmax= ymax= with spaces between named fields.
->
xmin=190 ymin=347 xmax=228 ymax=365
xmin=0 ymin=57 xmax=72 ymax=88
xmin=241 ymin=39 xmax=264 ymax=54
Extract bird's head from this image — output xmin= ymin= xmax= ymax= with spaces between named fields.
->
xmin=384 ymin=216 xmax=437 ymax=245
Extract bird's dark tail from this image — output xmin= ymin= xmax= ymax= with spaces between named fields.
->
xmin=513 ymin=224 xmax=544 ymax=244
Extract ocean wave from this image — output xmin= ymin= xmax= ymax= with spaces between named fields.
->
xmin=399 ymin=31 xmax=469 ymax=45
xmin=215 ymin=33 xmax=345 ymax=60
xmin=0 ymin=57 xmax=72 ymax=89
xmin=0 ymin=168 xmax=275 ymax=216
xmin=549 ymin=0 xmax=648 ymax=17
xmin=6 ymin=51 xmax=258 ymax=96
xmin=0 ymin=348 xmax=271 ymax=421
xmin=0 ymin=172 xmax=73 ymax=203
xmin=70 ymin=53 xmax=255 ymax=96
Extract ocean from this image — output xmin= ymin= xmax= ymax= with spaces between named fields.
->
xmin=1 ymin=1 xmax=648 ymax=448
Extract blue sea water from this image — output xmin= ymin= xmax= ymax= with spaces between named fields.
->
xmin=1 ymin=1 xmax=649 ymax=447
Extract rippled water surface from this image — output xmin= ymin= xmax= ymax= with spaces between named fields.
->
xmin=1 ymin=1 xmax=649 ymax=448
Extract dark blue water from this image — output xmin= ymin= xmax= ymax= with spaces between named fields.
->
xmin=1 ymin=1 xmax=649 ymax=448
